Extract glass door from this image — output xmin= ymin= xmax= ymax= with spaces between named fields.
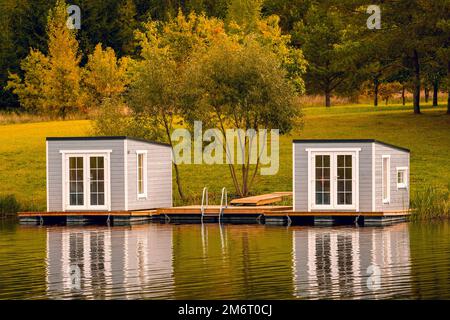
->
xmin=89 ymin=156 xmax=105 ymax=207
xmin=335 ymin=154 xmax=355 ymax=209
xmin=311 ymin=152 xmax=356 ymax=210
xmin=65 ymin=153 xmax=109 ymax=210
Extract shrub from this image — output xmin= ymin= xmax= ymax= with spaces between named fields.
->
xmin=0 ymin=194 xmax=21 ymax=217
xmin=411 ymin=185 xmax=450 ymax=220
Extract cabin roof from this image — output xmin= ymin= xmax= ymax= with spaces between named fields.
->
xmin=46 ymin=136 xmax=171 ymax=147
xmin=292 ymin=139 xmax=410 ymax=153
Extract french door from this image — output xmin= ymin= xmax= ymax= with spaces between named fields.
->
xmin=63 ymin=153 xmax=110 ymax=211
xmin=310 ymin=151 xmax=357 ymax=210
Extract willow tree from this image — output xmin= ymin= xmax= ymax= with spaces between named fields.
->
xmin=125 ymin=12 xmax=225 ymax=201
xmin=183 ymin=37 xmax=299 ymax=196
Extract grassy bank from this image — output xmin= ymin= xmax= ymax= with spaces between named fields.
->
xmin=0 ymin=102 xmax=449 ymax=211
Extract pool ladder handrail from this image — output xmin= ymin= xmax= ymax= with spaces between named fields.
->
xmin=201 ymin=186 xmax=208 ymax=222
xmin=219 ymin=187 xmax=228 ymax=223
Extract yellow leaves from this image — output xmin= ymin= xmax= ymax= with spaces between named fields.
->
xmin=83 ymin=44 xmax=129 ymax=104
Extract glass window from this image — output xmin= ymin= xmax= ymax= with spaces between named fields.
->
xmin=315 ymin=155 xmax=331 ymax=205
xmin=397 ymin=168 xmax=407 ymax=189
xmin=137 ymin=152 xmax=146 ymax=197
xmin=89 ymin=156 xmax=105 ymax=206
xmin=382 ymin=156 xmax=390 ymax=203
xmin=69 ymin=156 xmax=84 ymax=206
xmin=337 ymin=154 xmax=352 ymax=205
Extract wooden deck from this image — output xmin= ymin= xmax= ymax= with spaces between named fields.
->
xmin=264 ymin=209 xmax=411 ymax=217
xmin=230 ymin=192 xmax=292 ymax=206
xmin=157 ymin=205 xmax=292 ymax=215
xmin=18 ymin=210 xmax=158 ymax=217
xmin=17 ymin=203 xmax=410 ymax=226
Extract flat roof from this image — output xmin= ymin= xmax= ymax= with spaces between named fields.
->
xmin=293 ymin=139 xmax=410 ymax=153
xmin=46 ymin=136 xmax=171 ymax=147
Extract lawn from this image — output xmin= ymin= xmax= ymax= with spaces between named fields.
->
xmin=1 ymin=103 xmax=449 ymax=210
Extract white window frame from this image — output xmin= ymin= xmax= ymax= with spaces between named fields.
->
xmin=60 ymin=150 xmax=112 ymax=211
xmin=396 ymin=166 xmax=408 ymax=189
xmin=136 ymin=150 xmax=148 ymax=199
xmin=382 ymin=155 xmax=391 ymax=204
xmin=306 ymin=148 xmax=360 ymax=211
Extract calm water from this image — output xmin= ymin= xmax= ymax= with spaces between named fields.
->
xmin=0 ymin=220 xmax=449 ymax=299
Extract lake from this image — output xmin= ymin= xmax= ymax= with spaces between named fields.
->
xmin=0 ymin=220 xmax=449 ymax=299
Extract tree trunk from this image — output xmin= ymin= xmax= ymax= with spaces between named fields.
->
xmin=325 ymin=89 xmax=331 ymax=107
xmin=162 ymin=114 xmax=185 ymax=201
xmin=424 ymin=86 xmax=429 ymax=103
xmin=412 ymin=49 xmax=421 ymax=114
xmin=374 ymin=77 xmax=379 ymax=107
xmin=402 ymin=85 xmax=406 ymax=106
xmin=173 ymin=162 xmax=185 ymax=201
xmin=433 ymin=80 xmax=439 ymax=107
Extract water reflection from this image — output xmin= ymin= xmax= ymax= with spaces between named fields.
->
xmin=2 ymin=220 xmax=446 ymax=299
xmin=293 ymin=223 xmax=412 ymax=299
xmin=46 ymin=224 xmax=174 ymax=299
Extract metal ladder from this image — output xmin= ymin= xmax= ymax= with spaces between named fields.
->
xmin=200 ymin=187 xmax=208 ymax=222
xmin=219 ymin=187 xmax=228 ymax=223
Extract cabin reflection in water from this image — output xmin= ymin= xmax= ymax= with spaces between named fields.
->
xmin=293 ymin=223 xmax=411 ymax=299
xmin=46 ymin=224 xmax=174 ymax=298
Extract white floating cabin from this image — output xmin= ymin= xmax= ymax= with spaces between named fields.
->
xmin=293 ymin=139 xmax=410 ymax=213
xmin=46 ymin=136 xmax=172 ymax=212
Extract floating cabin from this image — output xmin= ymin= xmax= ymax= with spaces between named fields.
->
xmin=19 ymin=137 xmax=411 ymax=226
xmin=42 ymin=136 xmax=172 ymax=222
xmin=287 ymin=139 xmax=410 ymax=225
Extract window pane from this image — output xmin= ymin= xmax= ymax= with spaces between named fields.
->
xmin=98 ymin=194 xmax=104 ymax=205
xmin=345 ymin=180 xmax=352 ymax=192
xmin=337 ymin=155 xmax=345 ymax=167
xmin=316 ymin=193 xmax=323 ymax=204
xmin=316 ymin=181 xmax=323 ymax=192
xmin=345 ymin=192 xmax=352 ymax=205
xmin=316 ymin=155 xmax=322 ymax=167
xmin=91 ymin=194 xmax=97 ymax=206
xmin=338 ymin=192 xmax=345 ymax=205
xmin=323 ymin=156 xmax=330 ymax=167
xmin=345 ymin=155 xmax=352 ymax=167
xmin=345 ymin=168 xmax=352 ymax=179
xmin=323 ymin=193 xmax=330 ymax=205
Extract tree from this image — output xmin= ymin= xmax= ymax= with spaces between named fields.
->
xmin=293 ymin=3 xmax=356 ymax=107
xmin=7 ymin=0 xmax=84 ymax=118
xmin=83 ymin=43 xmax=130 ymax=108
xmin=183 ymin=37 xmax=299 ymax=196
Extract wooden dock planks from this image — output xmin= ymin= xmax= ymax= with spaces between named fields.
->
xmin=230 ymin=192 xmax=292 ymax=206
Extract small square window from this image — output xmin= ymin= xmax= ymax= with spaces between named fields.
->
xmin=397 ymin=168 xmax=407 ymax=189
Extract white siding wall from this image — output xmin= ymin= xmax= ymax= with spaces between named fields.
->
xmin=374 ymin=143 xmax=410 ymax=211
xmin=126 ymin=140 xmax=172 ymax=210
xmin=47 ymin=139 xmax=125 ymax=212
xmin=293 ymin=142 xmax=373 ymax=212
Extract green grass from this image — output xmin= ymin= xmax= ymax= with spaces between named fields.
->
xmin=0 ymin=103 xmax=449 ymax=210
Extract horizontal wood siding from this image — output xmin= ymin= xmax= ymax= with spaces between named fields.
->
xmin=375 ymin=143 xmax=410 ymax=211
xmin=293 ymin=142 xmax=373 ymax=212
xmin=126 ymin=140 xmax=172 ymax=210
xmin=47 ymin=140 xmax=125 ymax=211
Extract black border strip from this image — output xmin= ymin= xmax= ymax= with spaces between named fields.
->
xmin=46 ymin=136 xmax=171 ymax=147
xmin=292 ymin=139 xmax=410 ymax=153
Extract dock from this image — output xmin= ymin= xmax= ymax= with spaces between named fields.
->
xmin=18 ymin=191 xmax=410 ymax=226
xmin=18 ymin=206 xmax=410 ymax=226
